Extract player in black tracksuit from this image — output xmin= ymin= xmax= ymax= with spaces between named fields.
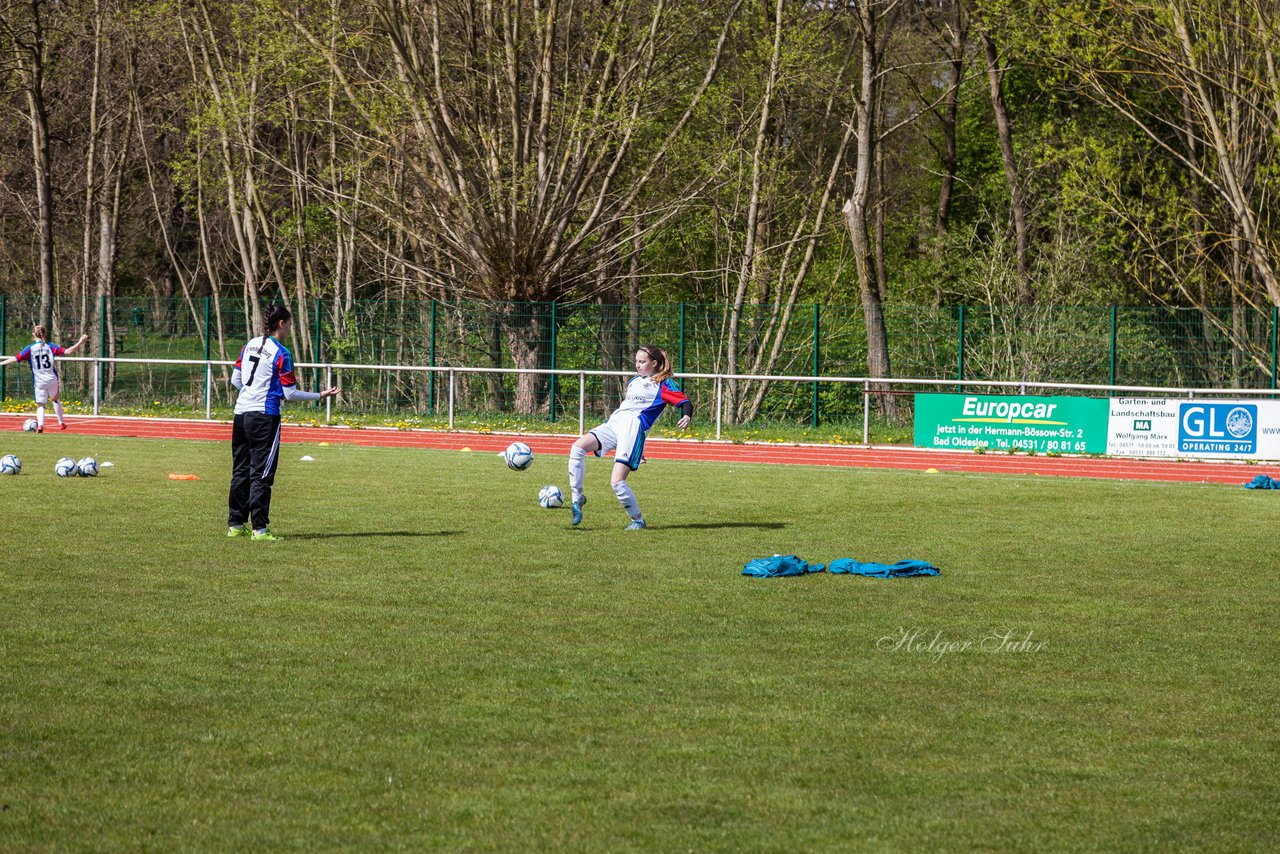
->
xmin=227 ymin=305 xmax=339 ymax=541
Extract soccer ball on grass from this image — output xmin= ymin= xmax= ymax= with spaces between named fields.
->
xmin=503 ymin=441 xmax=534 ymax=470
xmin=538 ymin=485 xmax=564 ymax=508
xmin=54 ymin=456 xmax=79 ymax=478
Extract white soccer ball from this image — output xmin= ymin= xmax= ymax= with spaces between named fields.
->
xmin=22 ymin=418 xmax=37 ymax=432
xmin=0 ymin=454 xmax=20 ymax=475
xmin=538 ymin=485 xmax=564 ymax=509
xmin=54 ymin=456 xmax=79 ymax=478
xmin=77 ymin=457 xmax=99 ymax=477
xmin=504 ymin=441 xmax=533 ymax=470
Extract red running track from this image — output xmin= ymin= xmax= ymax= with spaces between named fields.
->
xmin=1 ymin=413 xmax=1268 ymax=485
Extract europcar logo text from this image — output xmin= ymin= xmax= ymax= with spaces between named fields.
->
xmin=956 ymin=396 xmax=1065 ymax=424
xmin=1178 ymin=403 xmax=1256 ymax=454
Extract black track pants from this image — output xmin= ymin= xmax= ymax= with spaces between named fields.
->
xmin=228 ymin=412 xmax=282 ymax=529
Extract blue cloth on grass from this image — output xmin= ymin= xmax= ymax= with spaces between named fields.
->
xmin=1244 ymin=474 xmax=1280 ymax=489
xmin=742 ymin=555 xmax=940 ymax=578
xmin=827 ymin=558 xmax=940 ymax=578
xmin=742 ymin=555 xmax=825 ymax=578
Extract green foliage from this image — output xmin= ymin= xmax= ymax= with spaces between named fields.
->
xmin=321 ymin=322 xmax=359 ymax=363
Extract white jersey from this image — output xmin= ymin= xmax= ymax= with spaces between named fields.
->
xmin=15 ymin=340 xmax=64 ymax=386
xmin=233 ymin=336 xmax=299 ymax=416
xmin=608 ymin=375 xmax=689 ymax=431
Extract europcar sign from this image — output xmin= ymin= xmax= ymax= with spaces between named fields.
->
xmin=913 ymin=393 xmax=1109 ymax=454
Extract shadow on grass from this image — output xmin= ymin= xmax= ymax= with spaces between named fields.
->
xmin=290 ymin=530 xmax=464 ymax=540
xmin=659 ymin=521 xmax=786 ymax=530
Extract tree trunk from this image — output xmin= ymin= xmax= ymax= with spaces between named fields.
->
xmin=154 ymin=270 xmax=175 ymax=336
xmin=16 ymin=0 xmax=55 ymax=331
xmin=742 ymin=76 xmax=858 ymax=423
xmin=593 ymin=217 xmax=627 ymax=397
xmin=847 ymin=187 xmax=897 ymax=418
xmin=95 ymin=110 xmax=131 ymax=396
xmin=486 ymin=310 xmax=505 ymax=411
xmin=505 ymin=306 xmax=549 ymax=415
xmin=843 ymin=1 xmax=897 ymax=419
xmin=935 ymin=1 xmax=966 ymax=242
xmin=627 ymin=218 xmax=642 ymax=358
xmin=96 ymin=188 xmax=117 ymax=394
xmin=981 ymin=29 xmax=1032 ymax=303
xmin=873 ymin=103 xmax=888 ymax=302
xmin=725 ymin=0 xmax=783 ymax=424
xmin=80 ymin=0 xmax=103 ymax=370
xmin=599 ymin=294 xmax=625 ymax=398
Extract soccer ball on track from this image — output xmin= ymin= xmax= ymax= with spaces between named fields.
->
xmin=503 ymin=441 xmax=534 ymax=470
xmin=22 ymin=418 xmax=37 ymax=432
xmin=538 ymin=485 xmax=564 ymax=509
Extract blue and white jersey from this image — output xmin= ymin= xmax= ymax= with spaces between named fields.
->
xmin=233 ymin=336 xmax=298 ymax=416
xmin=15 ymin=341 xmax=64 ymax=386
xmin=608 ymin=375 xmax=689 ymax=431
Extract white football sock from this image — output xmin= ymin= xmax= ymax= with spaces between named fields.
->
xmin=53 ymin=400 xmax=64 ymax=425
xmin=569 ymin=446 xmax=586 ymax=502
xmin=35 ymin=405 xmax=45 ymax=429
xmin=612 ymin=480 xmax=642 ymax=522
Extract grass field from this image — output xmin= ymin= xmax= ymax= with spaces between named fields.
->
xmin=1 ymin=434 xmax=1277 ymax=851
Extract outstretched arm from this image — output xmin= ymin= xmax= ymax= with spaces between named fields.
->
xmin=0 ymin=356 xmax=15 ymax=367
xmin=282 ymin=385 xmax=340 ymax=402
xmin=62 ymin=334 xmax=90 ymax=356
xmin=277 ymin=350 xmax=339 ymax=402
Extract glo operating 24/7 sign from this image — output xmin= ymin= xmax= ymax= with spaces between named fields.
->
xmin=1177 ymin=403 xmax=1256 ymax=455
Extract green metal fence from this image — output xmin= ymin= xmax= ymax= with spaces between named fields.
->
xmin=2 ymin=296 xmax=1276 ymax=426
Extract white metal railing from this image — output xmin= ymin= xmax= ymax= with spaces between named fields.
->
xmin=36 ymin=354 xmax=1280 ymax=444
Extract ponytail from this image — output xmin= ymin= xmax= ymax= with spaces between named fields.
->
xmin=254 ymin=305 xmax=292 ymax=358
xmin=33 ymin=325 xmax=47 ymax=342
xmin=640 ymin=344 xmax=673 ymax=383
xmin=264 ymin=304 xmax=292 ymax=335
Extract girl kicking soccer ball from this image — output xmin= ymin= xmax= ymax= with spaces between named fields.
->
xmin=0 ymin=325 xmax=89 ymax=431
xmin=568 ymin=345 xmax=692 ymax=529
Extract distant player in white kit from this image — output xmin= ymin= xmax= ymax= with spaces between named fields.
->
xmin=0 ymin=325 xmax=89 ymax=432
xmin=568 ymin=345 xmax=692 ymax=529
